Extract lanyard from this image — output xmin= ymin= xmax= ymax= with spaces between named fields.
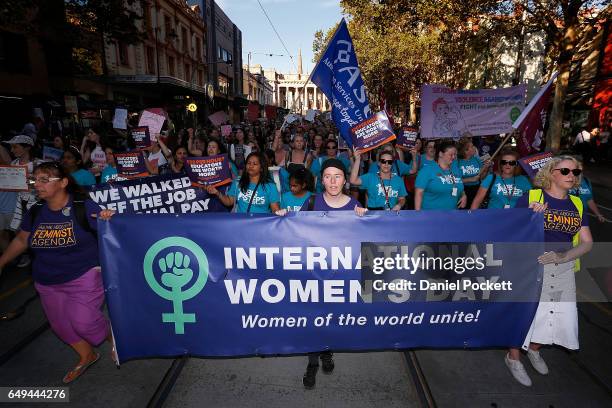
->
xmin=377 ymin=172 xmax=391 ymax=209
xmin=499 ymin=176 xmax=516 ymax=203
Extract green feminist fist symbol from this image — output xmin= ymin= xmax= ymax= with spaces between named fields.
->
xmin=143 ymin=237 xmax=209 ymax=334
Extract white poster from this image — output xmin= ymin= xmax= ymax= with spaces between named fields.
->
xmin=0 ymin=165 xmax=28 ymax=192
xmin=420 ymin=84 xmax=526 ymax=139
xmin=113 ymin=108 xmax=128 ymax=130
xmin=138 ymin=109 xmax=166 ymax=140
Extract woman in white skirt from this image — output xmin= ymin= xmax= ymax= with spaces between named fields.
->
xmin=505 ymin=155 xmax=593 ymax=386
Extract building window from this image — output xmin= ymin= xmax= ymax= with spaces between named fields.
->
xmin=227 ymin=52 xmax=232 ymax=63
xmin=118 ymin=42 xmax=129 ymax=66
xmin=195 ymin=37 xmax=202 ymax=61
xmin=146 ymin=46 xmax=155 ymax=74
xmin=217 ymin=45 xmax=222 ymax=60
xmin=185 ymin=63 xmax=190 ymax=82
xmin=218 ymin=74 xmax=229 ymax=94
xmin=181 ymin=27 xmax=188 ymax=52
xmin=197 ymin=69 xmax=203 ymax=86
xmin=143 ymin=6 xmax=152 ymax=33
xmin=164 ymin=14 xmax=172 ymax=41
xmin=168 ymin=56 xmax=175 ymax=76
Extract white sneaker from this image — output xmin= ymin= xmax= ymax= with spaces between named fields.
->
xmin=505 ymin=353 xmax=532 ymax=386
xmin=527 ymin=349 xmax=549 ymax=375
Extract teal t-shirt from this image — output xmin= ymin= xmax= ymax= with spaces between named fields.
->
xmin=311 ymin=155 xmax=351 ymax=193
xmin=569 ymin=178 xmax=593 ymax=207
xmin=419 ymin=154 xmax=436 ymax=169
xmin=480 ymin=174 xmax=531 ymax=209
xmin=415 ymin=163 xmax=464 ymax=210
xmin=368 ymin=160 xmax=411 ymax=177
xmin=360 ymin=173 xmax=407 ymax=209
xmin=281 ymin=191 xmax=311 ymax=212
xmin=457 ymin=156 xmax=482 ymax=186
xmin=227 ymin=179 xmax=280 ymax=213
xmin=101 ymin=165 xmax=118 ymax=183
xmin=71 ymin=169 xmax=96 ymax=187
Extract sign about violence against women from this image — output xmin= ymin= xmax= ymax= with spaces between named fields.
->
xmin=518 ymin=151 xmax=554 ymax=179
xmin=42 ymin=146 xmax=64 ymax=162
xmin=99 ymin=209 xmax=544 ymax=363
xmin=114 ymin=152 xmax=149 ymax=179
xmin=185 ymin=154 xmax=232 ymax=188
xmin=350 ymin=111 xmax=396 ymax=154
xmin=396 ymin=126 xmax=418 ymax=149
xmin=208 ymin=111 xmax=229 ymax=127
xmin=130 ymin=127 xmax=152 ymax=150
xmin=513 ymin=73 xmax=558 ymax=157
xmin=89 ymin=173 xmax=224 ymax=214
xmin=310 ymin=18 xmax=372 ymax=147
xmin=0 ymin=165 xmax=28 ymax=192
xmin=113 ymin=108 xmax=128 ymax=130
xmin=138 ymin=109 xmax=166 ymax=140
xmin=420 ymin=84 xmax=526 ymax=139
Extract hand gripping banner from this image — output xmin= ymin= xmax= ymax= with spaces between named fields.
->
xmin=99 ymin=210 xmax=544 ymax=362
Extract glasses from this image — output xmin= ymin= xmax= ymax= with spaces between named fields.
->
xmin=29 ymin=177 xmax=61 ymax=185
xmin=379 ymin=159 xmax=394 ymax=165
xmin=553 ymin=168 xmax=582 ymax=176
xmin=326 ymin=146 xmax=337 ymax=150
xmin=500 ymin=160 xmax=517 ymax=166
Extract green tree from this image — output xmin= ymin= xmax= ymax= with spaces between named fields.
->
xmin=513 ymin=1 xmax=607 ymax=152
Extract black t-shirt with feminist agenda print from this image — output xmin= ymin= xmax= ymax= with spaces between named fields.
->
xmin=517 ymin=191 xmax=589 ymax=251
xmin=20 ymin=199 xmax=101 ymax=285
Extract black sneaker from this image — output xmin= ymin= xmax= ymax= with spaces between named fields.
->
xmin=320 ymin=351 xmax=334 ymax=374
xmin=303 ymin=364 xmax=318 ymax=389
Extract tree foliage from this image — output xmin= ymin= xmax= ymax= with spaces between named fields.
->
xmin=313 ymin=0 xmax=607 ymax=148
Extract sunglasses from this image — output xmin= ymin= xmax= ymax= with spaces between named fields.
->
xmin=379 ymin=159 xmax=394 ymax=165
xmin=553 ymin=168 xmax=582 ymax=176
xmin=326 ymin=145 xmax=337 ymax=150
xmin=500 ymin=160 xmax=517 ymax=166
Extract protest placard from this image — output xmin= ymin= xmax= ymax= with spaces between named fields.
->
xmin=208 ymin=111 xmax=229 ymax=126
xmin=130 ymin=127 xmax=151 ymax=150
xmin=42 ymin=146 xmax=64 ymax=161
xmin=420 ymin=84 xmax=526 ymax=139
xmin=113 ymin=108 xmax=128 ymax=130
xmin=185 ymin=154 xmax=232 ymax=188
xmin=138 ymin=109 xmax=165 ymax=140
xmin=396 ymin=126 xmax=418 ymax=149
xmin=89 ymin=173 xmax=225 ymax=214
xmin=518 ymin=151 xmax=554 ymax=178
xmin=64 ymin=95 xmax=78 ymax=114
xmin=350 ymin=111 xmax=396 ymax=154
xmin=114 ymin=152 xmax=149 ymax=179
xmin=221 ymin=125 xmax=232 ymax=138
xmin=0 ymin=165 xmax=28 ymax=191
xmin=305 ymin=109 xmax=317 ymax=122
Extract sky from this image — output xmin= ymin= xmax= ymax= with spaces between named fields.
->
xmin=215 ymin=0 xmax=342 ymax=74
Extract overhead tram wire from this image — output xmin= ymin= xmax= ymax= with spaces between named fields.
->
xmin=255 ymin=0 xmax=297 ymax=72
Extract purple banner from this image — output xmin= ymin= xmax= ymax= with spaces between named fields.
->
xmin=518 ymin=152 xmax=554 ymax=178
xmin=397 ymin=126 xmax=418 ymax=149
xmin=185 ymin=154 xmax=232 ymax=188
xmin=114 ymin=151 xmax=149 ymax=179
xmin=131 ymin=127 xmax=151 ymax=150
xmin=350 ymin=111 xmax=396 ymax=154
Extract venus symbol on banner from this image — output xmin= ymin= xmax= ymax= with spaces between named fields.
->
xmin=143 ymin=237 xmax=209 ymax=334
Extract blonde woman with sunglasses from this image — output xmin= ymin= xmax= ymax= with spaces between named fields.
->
xmin=503 ymin=155 xmax=593 ymax=387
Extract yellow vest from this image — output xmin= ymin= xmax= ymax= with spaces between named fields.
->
xmin=528 ymin=189 xmax=583 ymax=271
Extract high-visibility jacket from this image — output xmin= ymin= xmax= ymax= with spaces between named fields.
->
xmin=528 ymin=189 xmax=583 ymax=271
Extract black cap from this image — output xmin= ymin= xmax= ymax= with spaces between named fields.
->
xmin=320 ymin=158 xmax=347 ymax=178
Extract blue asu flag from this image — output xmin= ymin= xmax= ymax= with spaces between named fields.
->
xmin=310 ymin=19 xmax=371 ymax=147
